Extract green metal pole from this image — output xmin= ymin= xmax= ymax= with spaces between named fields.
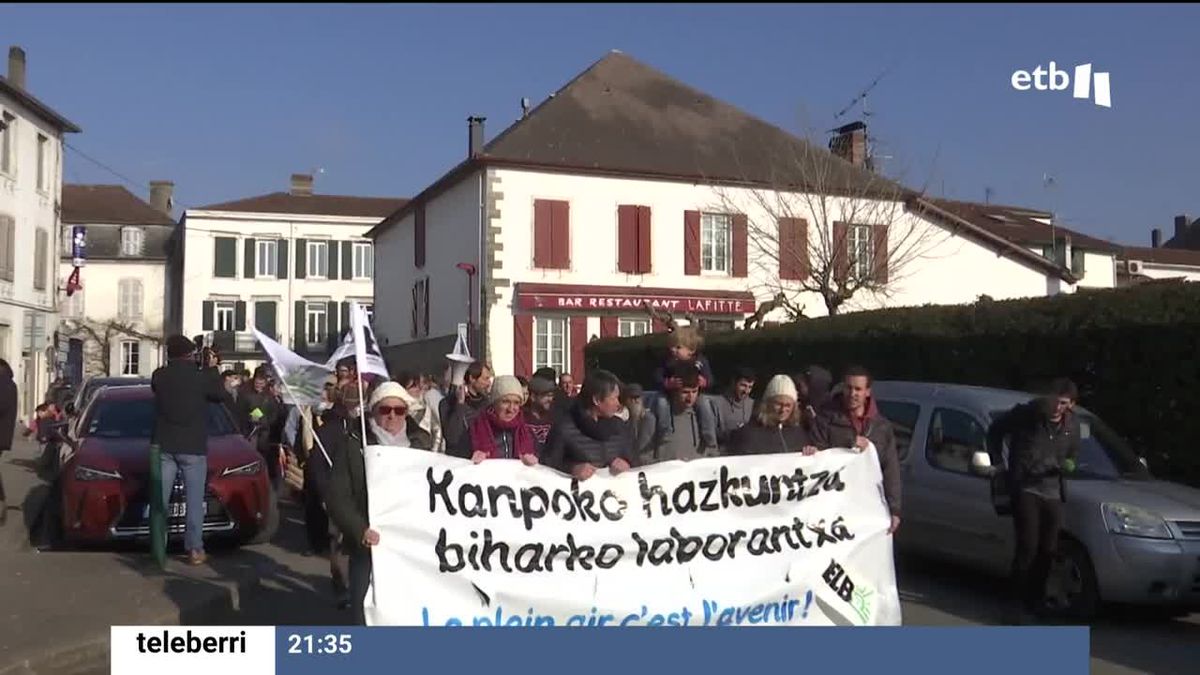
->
xmin=148 ymin=444 xmax=166 ymax=569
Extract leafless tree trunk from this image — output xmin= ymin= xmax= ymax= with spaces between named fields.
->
xmin=60 ymin=317 xmax=164 ymax=376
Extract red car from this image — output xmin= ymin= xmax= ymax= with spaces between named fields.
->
xmin=59 ymin=385 xmax=278 ymax=546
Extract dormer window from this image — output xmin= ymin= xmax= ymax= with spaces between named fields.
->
xmin=121 ymin=227 xmax=144 ymax=256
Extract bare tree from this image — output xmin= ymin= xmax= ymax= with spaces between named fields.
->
xmin=60 ymin=317 xmax=164 ymax=376
xmin=707 ymin=128 xmax=948 ymax=318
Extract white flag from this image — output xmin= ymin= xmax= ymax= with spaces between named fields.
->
xmin=254 ymin=329 xmax=333 ymax=406
xmin=349 ymin=301 xmax=389 ymax=379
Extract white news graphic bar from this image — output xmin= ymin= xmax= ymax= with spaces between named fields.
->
xmin=1093 ymin=71 xmax=1112 ymax=107
xmin=1073 ymin=64 xmax=1092 ymax=100
xmin=111 ymin=626 xmax=275 ymax=675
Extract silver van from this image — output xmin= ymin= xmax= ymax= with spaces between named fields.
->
xmin=872 ymin=380 xmax=1200 ymax=620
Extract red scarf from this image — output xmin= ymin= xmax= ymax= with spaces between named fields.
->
xmin=468 ymin=407 xmax=537 ymax=459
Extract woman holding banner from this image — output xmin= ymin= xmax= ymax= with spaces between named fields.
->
xmin=726 ymin=375 xmax=820 ymax=456
xmin=544 ymin=369 xmax=634 ymax=478
xmin=326 ymin=381 xmax=433 ymax=623
xmin=454 ymin=375 xmax=539 ymax=465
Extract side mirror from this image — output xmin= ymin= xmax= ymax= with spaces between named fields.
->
xmin=970 ymin=450 xmax=997 ymax=477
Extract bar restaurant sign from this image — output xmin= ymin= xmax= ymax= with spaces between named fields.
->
xmin=517 ymin=288 xmax=754 ymax=315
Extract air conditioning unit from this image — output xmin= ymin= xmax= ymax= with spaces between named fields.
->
xmin=1126 ymin=260 xmax=1144 ymax=275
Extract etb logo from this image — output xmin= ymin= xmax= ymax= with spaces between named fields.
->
xmin=1011 ymin=62 xmax=1112 ymax=108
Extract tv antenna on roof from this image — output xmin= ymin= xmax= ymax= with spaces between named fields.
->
xmin=833 ymin=67 xmax=892 ymax=123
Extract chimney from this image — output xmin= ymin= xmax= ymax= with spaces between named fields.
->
xmin=8 ymin=46 xmax=26 ymax=89
xmin=829 ymin=121 xmax=868 ymax=168
xmin=149 ymin=181 xmax=174 ymax=216
xmin=1174 ymin=214 xmax=1190 ymax=241
xmin=1151 ymin=228 xmax=1162 ymax=248
xmin=290 ymin=173 xmax=314 ymax=196
xmin=468 ymin=116 xmax=486 ymax=158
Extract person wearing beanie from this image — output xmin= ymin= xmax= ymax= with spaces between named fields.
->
xmin=524 ymin=376 xmax=557 ymax=456
xmin=450 ymin=375 xmax=538 ymax=465
xmin=726 ymin=375 xmax=818 ymax=456
xmin=711 ymin=367 xmax=757 ymax=452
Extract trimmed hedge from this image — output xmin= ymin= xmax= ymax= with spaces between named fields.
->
xmin=586 ymin=282 xmax=1200 ymax=487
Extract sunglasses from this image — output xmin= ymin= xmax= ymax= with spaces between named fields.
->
xmin=376 ymin=405 xmax=408 ymax=417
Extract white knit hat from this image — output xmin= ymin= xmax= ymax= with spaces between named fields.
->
xmin=762 ymin=374 xmax=799 ymax=402
xmin=491 ymin=375 xmax=525 ymax=404
xmin=369 ymin=381 xmax=413 ymax=411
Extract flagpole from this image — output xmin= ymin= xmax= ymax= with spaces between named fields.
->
xmin=271 ymin=364 xmax=332 ymax=467
xmin=352 ymin=302 xmax=370 ymax=446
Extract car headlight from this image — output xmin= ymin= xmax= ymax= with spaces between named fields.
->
xmin=74 ymin=465 xmax=122 ymax=481
xmin=222 ymin=460 xmax=263 ymax=477
xmin=1102 ymin=502 xmax=1173 ymax=539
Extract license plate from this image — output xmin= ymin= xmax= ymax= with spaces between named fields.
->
xmin=141 ymin=502 xmax=207 ymax=519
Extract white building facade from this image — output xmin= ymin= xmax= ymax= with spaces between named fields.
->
xmin=170 ymin=175 xmax=404 ymax=370
xmin=369 ymin=52 xmax=1119 ymax=382
xmin=0 ymin=46 xmax=80 ymax=415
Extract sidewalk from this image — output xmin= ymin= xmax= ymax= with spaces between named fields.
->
xmin=0 ymin=439 xmax=276 ymax=675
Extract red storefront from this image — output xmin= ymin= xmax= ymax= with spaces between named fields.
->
xmin=511 ymin=283 xmax=756 ymax=379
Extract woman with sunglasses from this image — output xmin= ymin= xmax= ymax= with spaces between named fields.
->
xmin=452 ymin=375 xmax=539 ymax=466
xmin=326 ymin=380 xmax=432 ymax=624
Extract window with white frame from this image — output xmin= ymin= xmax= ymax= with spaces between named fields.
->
xmin=120 ymin=227 xmax=144 ymax=256
xmin=120 ymin=340 xmax=141 ymax=376
xmin=849 ymin=224 xmax=872 ymax=280
xmin=307 ymin=241 xmax=329 ymax=279
xmin=353 ymin=242 xmax=373 ymax=279
xmin=36 ymin=134 xmax=49 ymax=192
xmin=534 ymin=317 xmax=567 ymax=374
xmin=214 ymin=300 xmax=236 ymax=332
xmin=618 ymin=318 xmax=650 ymax=338
xmin=0 ymin=112 xmax=14 ymax=175
xmin=64 ymin=288 xmax=84 ymax=319
xmin=305 ymin=302 xmax=328 ymax=347
xmin=701 ymin=213 xmax=732 ymax=274
xmin=256 ymin=239 xmax=278 ymax=278
xmin=118 ymin=279 xmax=143 ymax=320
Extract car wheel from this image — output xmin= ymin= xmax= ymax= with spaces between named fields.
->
xmin=1042 ymin=538 xmax=1100 ymax=621
xmin=247 ymin=485 xmax=280 ymax=546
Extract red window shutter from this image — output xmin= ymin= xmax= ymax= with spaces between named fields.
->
xmin=551 ymin=200 xmax=571 ymax=269
xmin=533 ymin=200 xmax=553 ymax=268
xmin=636 ymin=206 xmax=652 ymax=273
xmin=569 ymin=316 xmax=587 ymax=382
xmin=833 ymin=221 xmax=852 ymax=284
xmin=732 ymin=213 xmax=749 ymax=277
xmin=600 ymin=316 xmax=618 ymax=338
xmin=872 ymin=224 xmax=889 ymax=284
xmin=779 ymin=218 xmax=810 ymax=280
xmin=617 ymin=205 xmax=637 ymax=273
xmin=684 ymin=210 xmax=701 ymax=275
xmin=513 ymin=315 xmax=533 ymax=378
xmin=414 ymin=203 xmax=426 ymax=268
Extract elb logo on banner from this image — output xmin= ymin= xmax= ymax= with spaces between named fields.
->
xmin=1011 ymin=61 xmax=1112 ymax=108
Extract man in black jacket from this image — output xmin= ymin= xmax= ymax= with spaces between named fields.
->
xmin=988 ymin=378 xmax=1081 ymax=622
xmin=236 ymin=369 xmax=282 ymax=490
xmin=151 ymin=335 xmax=226 ymax=565
xmin=439 ymin=361 xmax=493 ymax=450
xmin=0 ymin=359 xmax=16 ymax=525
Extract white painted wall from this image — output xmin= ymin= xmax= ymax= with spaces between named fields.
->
xmin=1078 ymin=251 xmax=1117 ymax=289
xmin=1138 ymin=263 xmax=1200 ymax=282
xmin=179 ymin=210 xmax=379 ymax=356
xmin=58 ymin=257 xmax=166 ymax=376
xmin=0 ymin=90 xmax=65 ymax=414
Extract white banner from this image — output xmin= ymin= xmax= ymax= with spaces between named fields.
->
xmin=364 ymin=447 xmax=902 ymax=627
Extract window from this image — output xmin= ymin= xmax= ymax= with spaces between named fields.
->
xmin=61 ymin=225 xmax=72 ymax=256
xmin=0 ymin=215 xmax=12 ymax=281
xmin=618 ymin=318 xmax=650 ymax=338
xmin=926 ymin=408 xmax=988 ymax=475
xmin=256 ymin=240 xmax=278 ymax=278
xmin=33 ymin=228 xmax=47 ymax=290
xmin=305 ymin=302 xmax=328 ymax=347
xmin=118 ymin=279 xmax=143 ymax=320
xmin=701 ymin=213 xmax=731 ymax=274
xmin=213 ymin=237 xmax=237 ymax=278
xmin=850 ymin=224 xmax=872 ymax=280
xmin=534 ymin=317 xmax=567 ymax=374
xmin=1070 ymin=248 xmax=1086 ymax=277
xmin=1 ymin=112 xmax=15 ymax=175
xmin=64 ymin=288 xmax=84 ymax=319
xmin=215 ymin=301 xmax=236 ymax=332
xmin=120 ymin=341 xmax=141 ymax=376
xmin=307 ymin=241 xmax=329 ymax=279
xmin=877 ymin=400 xmax=922 ymax=461
xmin=411 ymin=279 xmax=429 ymax=338
xmin=120 ymin=227 xmax=144 ymax=257
xmin=85 ymin=399 xmax=235 ymax=439
xmin=36 ymin=134 xmax=49 ymax=193
xmin=353 ymin=242 xmax=373 ymax=279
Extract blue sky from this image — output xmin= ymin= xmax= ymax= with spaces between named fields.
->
xmin=4 ymin=3 xmax=1198 ymax=244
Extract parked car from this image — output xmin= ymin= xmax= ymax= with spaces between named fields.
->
xmin=872 ymin=380 xmax=1200 ymax=620
xmin=66 ymin=375 xmax=149 ymax=418
xmin=58 ymin=384 xmax=277 ymax=547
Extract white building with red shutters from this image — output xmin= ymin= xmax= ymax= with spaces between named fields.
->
xmin=368 ymin=51 xmax=1119 ymax=382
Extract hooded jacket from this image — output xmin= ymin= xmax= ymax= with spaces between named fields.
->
xmin=813 ymin=394 xmax=902 ymax=516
